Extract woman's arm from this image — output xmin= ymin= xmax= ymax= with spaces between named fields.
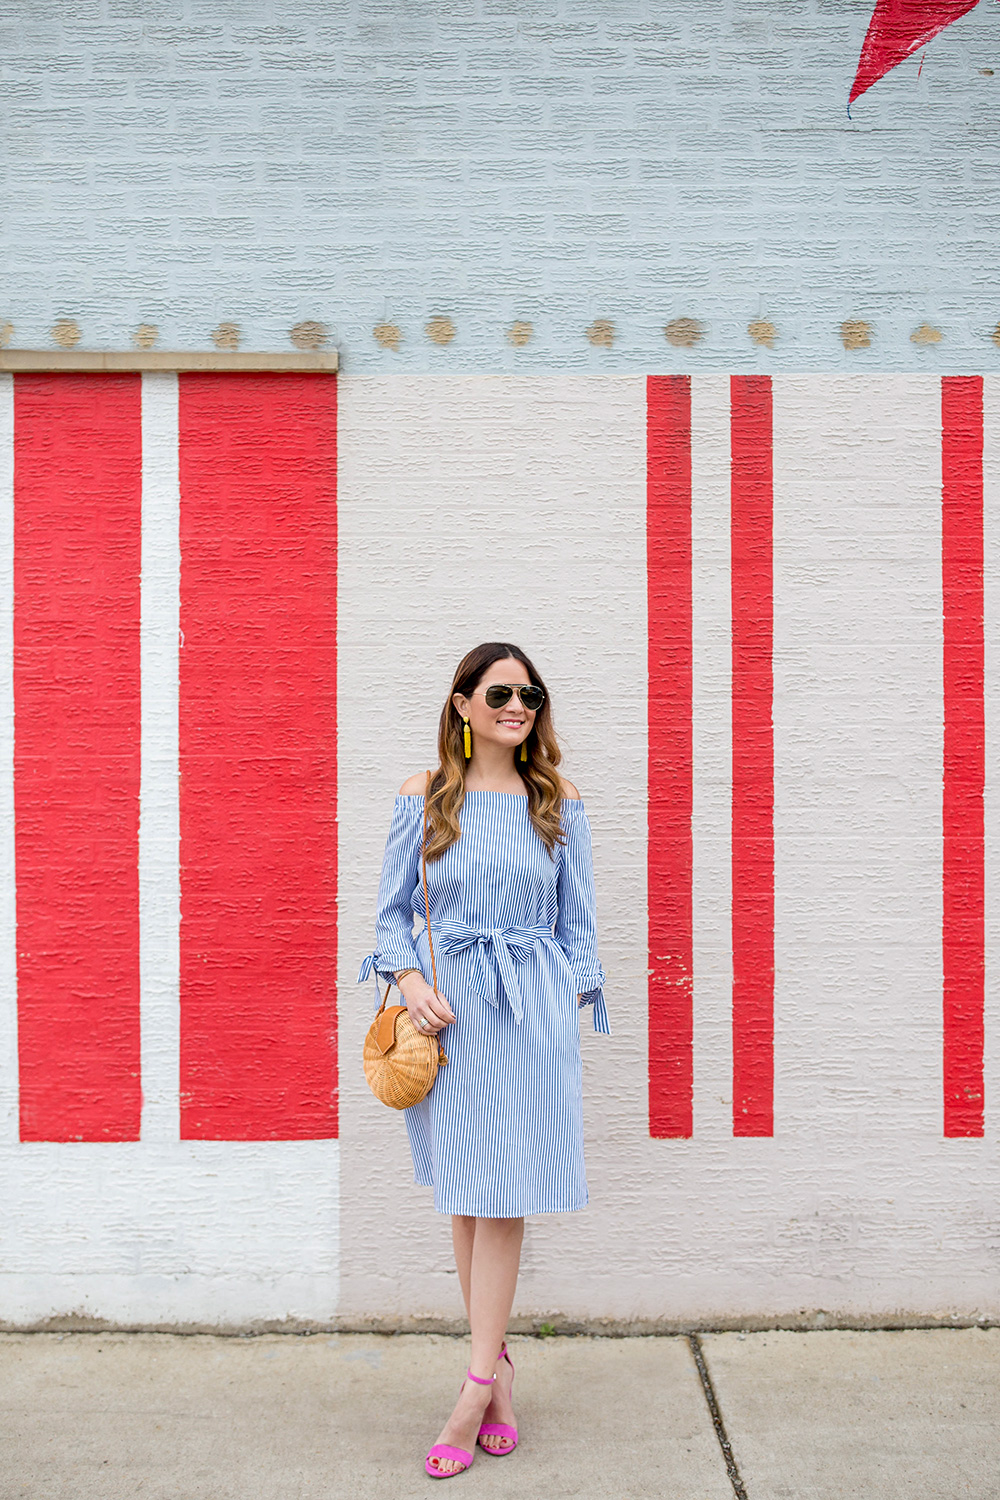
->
xmin=561 ymin=776 xmax=587 ymax=1005
xmin=357 ymin=794 xmax=424 ymax=990
xmin=357 ymin=784 xmax=455 ymax=1032
xmin=554 ymin=801 xmax=610 ymax=1034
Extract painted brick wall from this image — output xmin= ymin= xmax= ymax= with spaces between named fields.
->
xmin=2 ymin=369 xmax=997 ymax=1332
xmin=2 ymin=0 xmax=999 ymax=372
xmin=1 ymin=3 xmax=999 ymax=1332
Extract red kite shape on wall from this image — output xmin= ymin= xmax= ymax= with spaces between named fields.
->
xmin=850 ymin=0 xmax=982 ymax=102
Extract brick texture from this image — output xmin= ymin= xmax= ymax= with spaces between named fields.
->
xmin=1 ymin=0 xmax=998 ymax=370
xmin=1 ymin=1 xmax=1000 ymax=370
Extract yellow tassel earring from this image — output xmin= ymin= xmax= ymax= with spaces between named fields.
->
xmin=463 ymin=717 xmax=472 ymax=760
xmin=520 ymin=740 xmax=528 ymax=763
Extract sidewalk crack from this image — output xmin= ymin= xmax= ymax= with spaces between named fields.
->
xmin=687 ymin=1333 xmax=748 ymax=1500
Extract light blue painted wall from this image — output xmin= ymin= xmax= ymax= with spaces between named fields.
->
xmin=2 ymin=0 xmax=998 ymax=371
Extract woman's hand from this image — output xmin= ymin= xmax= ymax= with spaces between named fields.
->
xmin=578 ymin=994 xmax=585 ymax=1007
xmin=398 ymin=971 xmax=456 ymax=1033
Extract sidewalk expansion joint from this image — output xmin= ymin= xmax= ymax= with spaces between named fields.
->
xmin=687 ymin=1333 xmax=748 ymax=1500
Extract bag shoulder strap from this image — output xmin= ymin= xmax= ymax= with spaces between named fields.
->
xmin=423 ymin=771 xmax=439 ymax=996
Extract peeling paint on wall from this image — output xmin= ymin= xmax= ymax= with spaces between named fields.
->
xmin=839 ymin=320 xmax=873 ymax=351
xmin=210 ymin=323 xmax=241 ymax=352
xmin=664 ymin=318 xmax=704 ymax=349
xmin=506 ymin=321 xmax=533 ymax=348
xmin=585 ymin=319 xmax=615 ymax=348
xmin=748 ymin=320 xmax=778 ymax=349
xmin=425 ymin=316 xmax=456 ymax=346
xmin=50 ymin=319 xmax=81 ymax=349
xmin=289 ymin=321 xmax=330 ymax=351
xmin=373 ymin=323 xmax=402 ymax=351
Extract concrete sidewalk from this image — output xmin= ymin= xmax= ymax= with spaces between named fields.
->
xmin=1 ymin=1328 xmax=997 ymax=1499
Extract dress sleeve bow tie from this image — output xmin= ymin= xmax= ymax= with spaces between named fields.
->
xmin=434 ymin=921 xmax=557 ymax=1022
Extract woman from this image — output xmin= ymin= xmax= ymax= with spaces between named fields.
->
xmin=358 ymin=641 xmax=608 ymax=1479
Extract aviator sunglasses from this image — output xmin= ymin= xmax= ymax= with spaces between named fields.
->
xmin=473 ymin=683 xmax=546 ymax=712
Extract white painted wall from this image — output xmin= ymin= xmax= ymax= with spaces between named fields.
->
xmin=336 ymin=375 xmax=998 ymax=1331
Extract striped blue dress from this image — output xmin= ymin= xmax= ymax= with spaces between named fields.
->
xmin=358 ymin=791 xmax=609 ymax=1217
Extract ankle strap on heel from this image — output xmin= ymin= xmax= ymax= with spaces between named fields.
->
xmin=466 ymin=1368 xmax=496 ymax=1386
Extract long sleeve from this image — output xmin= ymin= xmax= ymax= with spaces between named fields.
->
xmin=554 ymin=801 xmax=610 ymax=1034
xmin=357 ymin=796 xmax=425 ymax=1006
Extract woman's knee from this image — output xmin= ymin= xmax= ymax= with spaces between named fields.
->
xmin=476 ymin=1215 xmax=524 ymax=1236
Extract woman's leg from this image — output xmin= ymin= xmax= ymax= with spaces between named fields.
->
xmin=428 ymin=1215 xmax=524 ymax=1475
xmin=467 ymin=1215 xmax=524 ymax=1375
xmin=451 ymin=1214 xmax=475 ymax=1318
xmin=470 ymin=1217 xmax=523 ymax=1454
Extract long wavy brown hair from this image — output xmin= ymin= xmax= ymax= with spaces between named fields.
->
xmin=424 ymin=642 xmax=565 ymax=860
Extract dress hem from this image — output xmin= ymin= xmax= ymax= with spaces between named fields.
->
xmin=413 ymin=1174 xmax=590 ymax=1217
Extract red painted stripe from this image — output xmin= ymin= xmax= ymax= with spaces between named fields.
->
xmin=941 ymin=376 xmax=985 ymax=1138
xmin=730 ymin=376 xmax=774 ymax=1138
xmin=14 ymin=374 xmax=142 ymax=1141
xmin=647 ymin=376 xmax=694 ymax=1138
xmin=178 ymin=374 xmax=338 ymax=1140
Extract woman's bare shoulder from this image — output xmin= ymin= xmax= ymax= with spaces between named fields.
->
xmin=559 ymin=776 xmax=582 ymax=800
xmin=399 ymin=771 xmax=432 ymax=796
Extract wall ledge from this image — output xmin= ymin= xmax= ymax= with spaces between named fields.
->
xmin=0 ymin=1313 xmax=995 ymax=1336
xmin=0 ymin=349 xmax=338 ymax=373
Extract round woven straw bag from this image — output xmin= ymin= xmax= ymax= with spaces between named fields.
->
xmin=363 ymin=773 xmax=448 ymax=1111
xmin=363 ymin=999 xmax=446 ymax=1110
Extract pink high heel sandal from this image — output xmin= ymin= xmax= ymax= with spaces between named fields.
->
xmin=478 ymin=1342 xmax=518 ymax=1456
xmin=424 ymin=1368 xmax=495 ymax=1479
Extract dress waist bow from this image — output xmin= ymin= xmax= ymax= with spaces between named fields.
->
xmin=433 ymin=921 xmax=557 ymax=1022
